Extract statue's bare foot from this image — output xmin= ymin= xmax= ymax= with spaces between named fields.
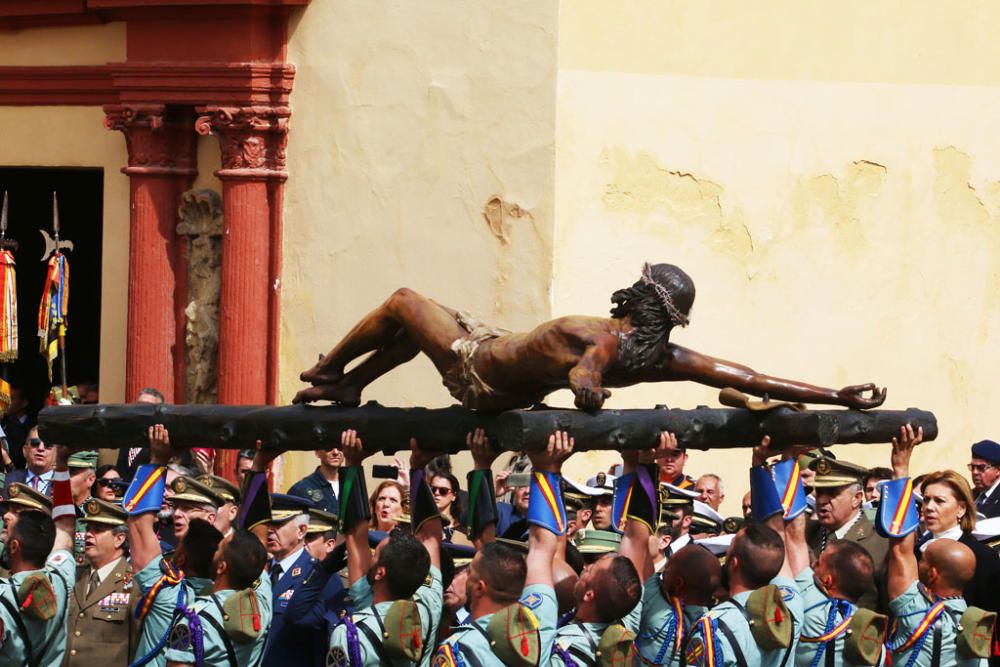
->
xmin=292 ymin=383 xmax=362 ymax=407
xmin=299 ymin=368 xmax=344 ymax=385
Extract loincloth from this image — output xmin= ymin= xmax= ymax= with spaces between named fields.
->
xmin=442 ymin=311 xmax=511 ymax=408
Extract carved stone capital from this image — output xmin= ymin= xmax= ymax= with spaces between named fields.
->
xmin=104 ymin=104 xmax=198 ymax=176
xmin=195 ymin=105 xmax=290 ymax=180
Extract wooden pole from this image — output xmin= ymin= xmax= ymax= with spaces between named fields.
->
xmin=38 ymin=402 xmax=937 ymax=454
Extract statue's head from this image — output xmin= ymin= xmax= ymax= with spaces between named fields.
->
xmin=610 ymin=263 xmax=695 ymax=371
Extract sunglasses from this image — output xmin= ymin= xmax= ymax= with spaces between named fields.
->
xmin=95 ymin=478 xmax=119 ymax=488
xmin=968 ymin=463 xmax=997 ymax=473
xmin=431 ymin=486 xmax=453 ymax=497
xmin=27 ymin=439 xmax=54 ymax=450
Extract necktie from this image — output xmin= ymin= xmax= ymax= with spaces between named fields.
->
xmin=87 ymin=570 xmax=101 ymax=598
xmin=30 ymin=475 xmax=38 ymax=490
xmin=270 ymin=563 xmax=283 ymax=587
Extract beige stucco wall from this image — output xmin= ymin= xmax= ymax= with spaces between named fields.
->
xmin=556 ymin=0 xmax=1000 ymax=516
xmin=279 ymin=1 xmax=559 ymax=485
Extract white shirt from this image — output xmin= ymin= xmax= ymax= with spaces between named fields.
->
xmin=668 ymin=533 xmax=691 ymax=554
xmin=94 ymin=556 xmax=124 ymax=586
xmin=833 ymin=510 xmax=863 ymax=539
xmin=25 ymin=469 xmax=53 ymax=494
xmin=920 ymin=524 xmax=963 ymax=552
xmin=274 ymin=546 xmax=305 ymax=576
xmin=328 ymin=479 xmax=340 ymax=499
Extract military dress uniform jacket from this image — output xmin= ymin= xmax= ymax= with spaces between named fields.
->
xmin=260 ymin=548 xmax=318 ymax=667
xmin=807 ymin=514 xmax=889 ymax=610
xmin=65 ymin=557 xmax=139 ymax=666
xmin=287 ymin=469 xmax=339 ymax=515
xmin=976 ymin=484 xmax=1000 ymax=520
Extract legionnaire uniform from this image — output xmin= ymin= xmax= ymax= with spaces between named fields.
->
xmin=328 ymin=565 xmax=443 ymax=666
xmin=0 ymin=484 xmax=75 ymax=667
xmin=65 ymin=498 xmax=140 ymax=666
xmin=162 ymin=575 xmax=273 ymax=667
xmin=888 ymin=582 xmax=988 ymax=667
xmin=794 ymin=567 xmax=886 ymax=667
xmin=67 ymin=451 xmax=99 ymax=567
xmin=287 ymin=467 xmax=339 ymax=515
xmin=633 ymin=573 xmax=708 ymax=667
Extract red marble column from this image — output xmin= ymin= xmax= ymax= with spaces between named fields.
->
xmin=195 ymin=106 xmax=288 ymax=477
xmin=104 ymin=105 xmax=197 ymax=404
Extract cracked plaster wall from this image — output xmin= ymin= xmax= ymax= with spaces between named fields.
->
xmin=280 ymin=1 xmax=558 ymax=484
xmin=554 ymin=4 xmax=1000 ymax=513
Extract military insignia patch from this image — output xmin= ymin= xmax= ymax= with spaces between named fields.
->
xmin=48 ymin=552 xmax=66 ymax=566
xmin=519 ymin=592 xmax=542 ymax=610
xmin=778 ymin=585 xmax=796 ymax=602
xmin=433 ymin=644 xmax=458 ymax=667
xmin=309 ymin=489 xmax=322 ymax=501
xmin=291 ymin=567 xmax=301 ymax=577
xmin=279 ymin=589 xmax=295 ymax=600
xmin=85 ymin=499 xmax=100 ymax=514
xmin=173 ymin=478 xmax=188 ymax=494
xmin=9 ymin=485 xmax=19 ymax=498
xmin=815 ymin=459 xmax=832 ymax=475
xmin=169 ymin=623 xmax=191 ymax=651
xmin=326 ymin=646 xmax=348 ymax=667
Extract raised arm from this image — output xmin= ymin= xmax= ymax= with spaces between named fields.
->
xmin=567 ymin=333 xmax=618 ymax=411
xmin=888 ymin=425 xmax=923 ymax=600
xmin=340 ymin=429 xmax=375 ymax=586
xmin=467 ymin=428 xmax=500 ymax=548
xmin=525 ymin=431 xmax=574 ymax=589
xmin=409 ymin=437 xmax=443 ymax=571
xmin=750 ymin=437 xmax=795 ymax=580
xmin=619 ymin=431 xmax=677 ymax=581
xmin=128 ymin=424 xmax=172 ymax=572
xmin=658 ymin=344 xmax=886 ymax=409
xmin=51 ymin=445 xmax=77 ymax=552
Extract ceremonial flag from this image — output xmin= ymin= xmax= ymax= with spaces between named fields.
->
xmin=38 ymin=251 xmax=68 ymax=382
xmin=0 ymin=249 xmax=16 ymax=410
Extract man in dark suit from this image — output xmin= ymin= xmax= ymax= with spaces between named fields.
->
xmin=971 ymin=439 xmax=1000 ymax=519
xmin=806 ymin=456 xmax=889 ymax=610
xmin=3 ymin=426 xmax=55 ymax=498
xmin=1 ymin=385 xmax=32 ymax=471
xmin=260 ymin=493 xmax=319 ymax=667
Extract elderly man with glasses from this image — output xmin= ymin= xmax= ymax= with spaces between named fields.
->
xmin=969 ymin=439 xmax=1000 ymax=519
xmin=3 ymin=426 xmax=56 ymax=499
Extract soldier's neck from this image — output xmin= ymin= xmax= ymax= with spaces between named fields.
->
xmin=470 ymin=597 xmax=508 ymax=621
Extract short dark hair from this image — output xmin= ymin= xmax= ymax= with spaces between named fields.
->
xmin=237 ymin=449 xmax=255 ymax=462
xmin=593 ymin=555 xmax=642 ymax=623
xmin=733 ymin=523 xmax=785 ymax=588
xmin=179 ymin=519 xmax=224 ymax=578
xmin=379 ymin=528 xmax=431 ymax=600
xmin=12 ymin=511 xmax=54 ymax=568
xmin=863 ymin=467 xmax=893 ymax=486
xmin=564 ymin=542 xmax=585 ymax=575
xmin=824 ymin=540 xmax=874 ymax=602
xmin=477 ymin=542 xmax=527 ymax=604
xmin=224 ymin=530 xmax=267 ymax=590
xmin=138 ymin=387 xmax=165 ymax=403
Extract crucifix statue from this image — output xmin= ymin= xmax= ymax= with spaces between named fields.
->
xmin=295 ymin=263 xmax=886 ymax=412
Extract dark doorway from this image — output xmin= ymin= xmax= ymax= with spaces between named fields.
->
xmin=0 ymin=168 xmax=103 ymax=416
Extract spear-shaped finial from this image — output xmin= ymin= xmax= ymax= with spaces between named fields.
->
xmin=40 ymin=192 xmax=72 ymax=261
xmin=1 ymin=191 xmax=7 ymax=240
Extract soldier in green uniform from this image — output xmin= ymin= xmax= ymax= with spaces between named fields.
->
xmin=327 ymin=430 xmax=444 ymax=667
xmin=66 ymin=498 xmax=140 ymax=666
xmin=126 ymin=424 xmax=224 ymax=667
xmin=434 ymin=431 xmax=569 ymax=667
xmin=197 ymin=474 xmax=240 ymax=537
xmin=0 ymin=446 xmax=78 ymax=666
xmin=68 ymin=450 xmax=98 ymax=566
xmin=162 ymin=530 xmax=272 ymax=667
xmin=616 ymin=432 xmax=722 ymax=666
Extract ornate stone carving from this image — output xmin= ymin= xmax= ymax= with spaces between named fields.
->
xmin=176 ymin=189 xmax=223 ymax=404
xmin=103 ymin=104 xmax=197 ymax=175
xmin=195 ymin=105 xmax=290 ymax=177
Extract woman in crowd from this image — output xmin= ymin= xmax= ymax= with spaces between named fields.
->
xmin=918 ymin=469 xmax=1000 ymax=611
xmin=429 ymin=472 xmax=465 ymax=542
xmin=92 ymin=464 xmax=123 ymax=501
xmin=369 ymin=479 xmax=406 ymax=532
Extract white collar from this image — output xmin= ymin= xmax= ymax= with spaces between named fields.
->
xmin=95 ymin=556 xmax=124 ymax=586
xmin=670 ymin=534 xmax=692 ymax=551
xmin=986 ymin=477 xmax=1000 ymax=498
xmin=833 ymin=511 xmax=862 ymax=539
xmin=920 ymin=524 xmax=963 ymax=551
xmin=275 ymin=546 xmax=305 ymax=574
xmin=27 ymin=469 xmax=53 ymax=480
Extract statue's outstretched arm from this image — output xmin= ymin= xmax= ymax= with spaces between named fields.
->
xmin=567 ymin=335 xmax=618 ymax=411
xmin=661 ymin=344 xmax=886 ymax=409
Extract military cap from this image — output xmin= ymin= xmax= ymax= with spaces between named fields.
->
xmin=306 ymin=508 xmax=339 ymax=535
xmin=563 ymin=477 xmax=605 ymax=504
xmin=83 ymin=497 xmax=127 ymax=526
xmin=269 ymin=493 xmax=314 ymax=522
xmin=5 ymin=483 xmax=52 ymax=514
xmin=722 ymin=516 xmax=744 ymax=534
xmin=170 ymin=476 xmax=226 ymax=508
xmin=197 ymin=474 xmax=240 ymax=504
xmin=972 ymin=439 xmax=1000 ymax=464
xmin=67 ymin=450 xmax=99 ymax=469
xmin=577 ymin=529 xmax=622 ymax=554
xmin=809 ymin=457 xmax=868 ymax=488
xmin=690 ymin=500 xmax=724 ymax=535
xmin=494 ymin=537 xmax=530 ymax=553
xmin=694 ymin=532 xmax=735 ymax=556
xmin=584 ymin=473 xmax=616 ymax=496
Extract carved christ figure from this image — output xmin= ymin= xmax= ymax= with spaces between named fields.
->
xmin=295 ymin=263 xmax=887 ymax=412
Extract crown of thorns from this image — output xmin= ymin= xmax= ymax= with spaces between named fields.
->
xmin=640 ymin=262 xmax=690 ymax=327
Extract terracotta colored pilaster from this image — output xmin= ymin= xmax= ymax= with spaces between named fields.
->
xmin=104 ymin=104 xmax=197 ymax=403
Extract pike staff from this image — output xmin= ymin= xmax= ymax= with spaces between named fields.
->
xmin=38 ymin=191 xmax=71 ymax=398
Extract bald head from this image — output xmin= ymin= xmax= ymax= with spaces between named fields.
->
xmin=663 ymin=544 xmax=722 ymax=606
xmin=923 ymin=539 xmax=976 ymax=593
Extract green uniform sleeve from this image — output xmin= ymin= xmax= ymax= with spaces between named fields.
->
xmin=416 ymin=566 xmax=444 ymax=667
xmin=348 ymin=573 xmax=374 ymax=611
xmin=519 ymin=584 xmax=558 ymax=660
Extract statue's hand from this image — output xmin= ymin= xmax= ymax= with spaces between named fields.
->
xmin=837 ymin=383 xmax=887 ymax=409
xmin=573 ymin=385 xmax=611 ymax=411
